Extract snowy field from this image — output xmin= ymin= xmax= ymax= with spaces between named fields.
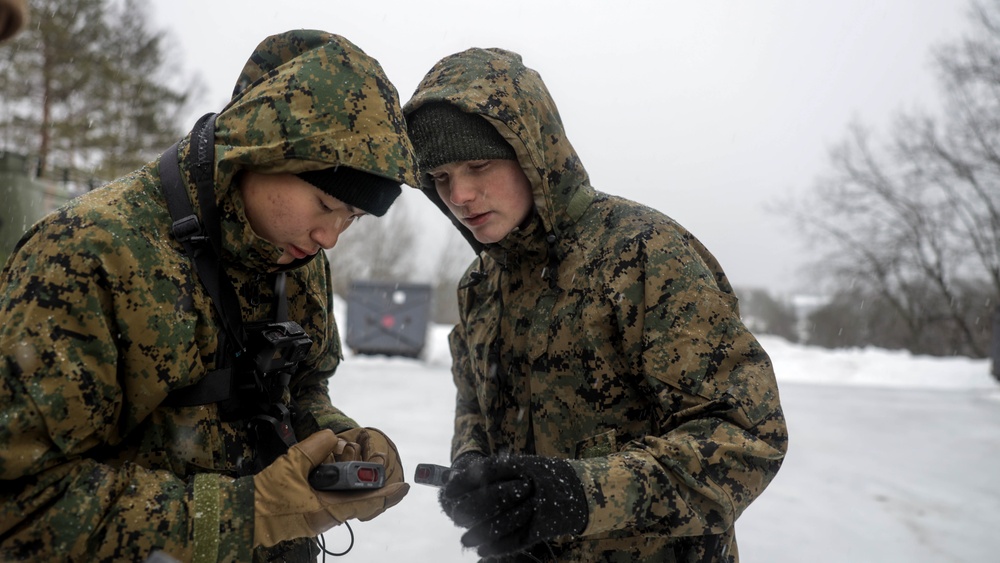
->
xmin=322 ymin=318 xmax=1000 ymax=563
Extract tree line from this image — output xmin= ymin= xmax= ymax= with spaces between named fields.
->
xmin=781 ymin=0 xmax=999 ymax=360
xmin=0 ymin=0 xmax=192 ymax=182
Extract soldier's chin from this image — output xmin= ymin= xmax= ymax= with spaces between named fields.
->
xmin=468 ymin=226 xmax=509 ymax=245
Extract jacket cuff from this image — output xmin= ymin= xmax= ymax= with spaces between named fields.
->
xmin=567 ymin=454 xmax=645 ymax=536
xmin=312 ymin=412 xmax=360 ymax=434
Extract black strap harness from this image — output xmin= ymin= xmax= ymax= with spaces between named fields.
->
xmin=160 ymin=113 xmax=245 ymax=408
xmin=158 ymin=114 xmax=298 ymax=408
xmin=160 ymin=113 xmax=245 ymax=352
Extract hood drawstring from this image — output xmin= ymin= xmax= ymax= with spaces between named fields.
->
xmin=458 ymin=272 xmax=485 ymax=290
xmin=459 ymin=254 xmax=486 ymax=289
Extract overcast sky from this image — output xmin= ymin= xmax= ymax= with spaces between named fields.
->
xmin=149 ymin=0 xmax=971 ymax=295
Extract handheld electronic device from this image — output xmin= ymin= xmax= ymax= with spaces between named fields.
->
xmin=414 ymin=463 xmax=454 ymax=487
xmin=309 ymin=461 xmax=386 ymax=491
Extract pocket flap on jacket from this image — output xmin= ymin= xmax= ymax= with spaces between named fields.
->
xmin=575 ymin=429 xmax=617 ymax=459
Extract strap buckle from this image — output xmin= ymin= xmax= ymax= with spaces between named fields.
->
xmin=171 ymin=214 xmax=207 ymax=244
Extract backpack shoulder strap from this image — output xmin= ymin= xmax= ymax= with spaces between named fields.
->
xmin=160 ymin=113 xmax=244 ymax=407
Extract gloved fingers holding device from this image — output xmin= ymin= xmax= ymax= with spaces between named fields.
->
xmin=418 ymin=454 xmax=589 ymax=558
xmin=415 ymin=451 xmax=486 ymax=488
xmin=253 ymin=430 xmax=410 ymax=548
xmin=416 ymin=452 xmax=486 ymax=520
xmin=328 ymin=427 xmax=404 ymax=483
xmin=309 ymin=427 xmax=409 ymax=523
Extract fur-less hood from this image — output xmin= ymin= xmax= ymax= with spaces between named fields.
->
xmin=401 ymin=49 xmax=787 ymax=563
xmin=177 ymin=30 xmax=420 ymax=271
xmin=403 ymin=48 xmax=595 ymax=255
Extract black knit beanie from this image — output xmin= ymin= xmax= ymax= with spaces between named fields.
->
xmin=406 ymin=102 xmax=518 ymax=172
xmin=296 ymin=166 xmax=402 ymax=217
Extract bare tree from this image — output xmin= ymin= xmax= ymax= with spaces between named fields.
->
xmin=326 ymin=195 xmax=419 ymax=296
xmin=734 ymin=287 xmax=799 ymax=343
xmin=790 ymin=0 xmax=1000 ymax=357
xmin=921 ymin=0 xmax=1000 ymax=294
xmin=431 ymin=228 xmax=476 ymax=325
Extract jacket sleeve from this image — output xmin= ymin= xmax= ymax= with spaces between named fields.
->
xmin=570 ymin=226 xmax=788 ymax=538
xmin=289 ymin=254 xmax=359 ymax=436
xmin=292 ymin=369 xmax=360 ymax=435
xmin=0 ymin=234 xmax=254 ymax=562
xmin=446 ymin=323 xmax=491 ymax=461
xmin=446 ymin=266 xmax=493 ymax=462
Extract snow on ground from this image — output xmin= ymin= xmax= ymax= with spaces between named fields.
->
xmin=321 ymin=316 xmax=1000 ymax=562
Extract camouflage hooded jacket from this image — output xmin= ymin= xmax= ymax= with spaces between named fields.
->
xmin=404 ymin=49 xmax=787 ymax=562
xmin=0 ymin=31 xmax=419 ymax=562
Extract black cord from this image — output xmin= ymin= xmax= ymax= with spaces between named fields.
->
xmin=521 ymin=542 xmax=555 ymax=563
xmin=316 ymin=521 xmax=354 ymax=561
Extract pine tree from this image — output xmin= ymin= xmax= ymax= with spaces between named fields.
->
xmin=0 ymin=0 xmax=194 ymax=182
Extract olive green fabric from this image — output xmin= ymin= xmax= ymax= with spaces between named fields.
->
xmin=404 ymin=49 xmax=787 ymax=562
xmin=0 ymin=30 xmax=417 ymax=562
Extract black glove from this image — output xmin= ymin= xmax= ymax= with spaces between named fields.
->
xmin=438 ymin=451 xmax=486 ymax=518
xmin=440 ymin=454 xmax=589 ymax=558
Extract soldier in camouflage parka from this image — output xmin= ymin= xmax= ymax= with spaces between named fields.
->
xmin=0 ymin=31 xmax=419 ymax=562
xmin=403 ymin=48 xmax=788 ymax=562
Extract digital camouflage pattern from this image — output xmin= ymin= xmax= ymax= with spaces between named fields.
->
xmin=404 ymin=48 xmax=787 ymax=562
xmin=0 ymin=30 xmax=418 ymax=562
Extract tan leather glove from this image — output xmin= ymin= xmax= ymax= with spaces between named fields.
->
xmin=333 ymin=427 xmax=404 ymax=484
xmin=253 ymin=429 xmax=410 ymax=548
